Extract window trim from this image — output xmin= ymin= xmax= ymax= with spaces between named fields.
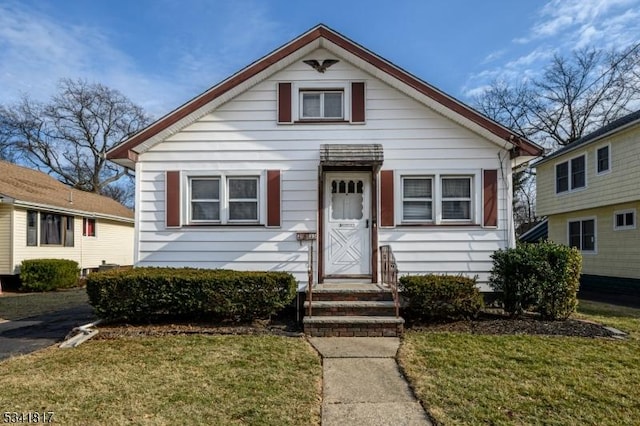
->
xmin=397 ymin=171 xmax=479 ymax=225
xmin=596 ymin=144 xmax=611 ymax=175
xmin=400 ymin=176 xmax=434 ymax=223
xmin=614 ymin=208 xmax=636 ymax=231
xmin=567 ymin=217 xmax=597 ymax=254
xmin=555 ymin=153 xmax=587 ymax=194
xmin=185 ymin=171 xmax=264 ymax=226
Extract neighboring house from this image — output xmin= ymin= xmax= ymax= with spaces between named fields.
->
xmin=535 ymin=110 xmax=640 ymax=294
xmin=0 ymin=160 xmax=134 ymax=284
xmin=107 ymin=24 xmax=542 ymax=292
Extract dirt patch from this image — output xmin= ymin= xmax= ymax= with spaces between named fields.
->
xmin=407 ymin=312 xmax=622 ymax=338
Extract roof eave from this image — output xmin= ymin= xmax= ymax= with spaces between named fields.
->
xmin=12 ymin=200 xmax=134 ymax=223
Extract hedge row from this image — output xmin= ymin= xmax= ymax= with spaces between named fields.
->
xmin=399 ymin=274 xmax=484 ymax=321
xmin=86 ymin=267 xmax=297 ymax=322
xmin=20 ymin=259 xmax=79 ymax=292
xmin=489 ymin=241 xmax=582 ymax=320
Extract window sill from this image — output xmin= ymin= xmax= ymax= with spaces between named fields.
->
xmin=182 ymin=223 xmax=264 ymax=228
xmin=294 ymin=119 xmax=349 ymax=124
xmin=397 ymin=223 xmax=480 ymax=227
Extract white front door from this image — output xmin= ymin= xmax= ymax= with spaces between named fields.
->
xmin=324 ymin=172 xmax=371 ymax=276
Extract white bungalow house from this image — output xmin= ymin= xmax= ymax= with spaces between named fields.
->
xmin=0 ymin=161 xmax=134 ymax=288
xmin=106 ymin=25 xmax=541 ymax=334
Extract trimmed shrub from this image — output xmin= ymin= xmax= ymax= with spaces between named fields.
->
xmin=20 ymin=259 xmax=80 ymax=292
xmin=489 ymin=241 xmax=582 ymax=320
xmin=399 ymin=274 xmax=483 ymax=321
xmin=86 ymin=267 xmax=297 ymax=322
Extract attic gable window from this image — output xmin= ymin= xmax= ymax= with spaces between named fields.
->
xmin=300 ymin=90 xmax=343 ymax=119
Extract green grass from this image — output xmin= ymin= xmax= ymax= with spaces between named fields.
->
xmin=399 ymin=302 xmax=640 ymax=425
xmin=0 ymin=335 xmax=321 ymax=425
xmin=0 ymin=287 xmax=89 ymax=321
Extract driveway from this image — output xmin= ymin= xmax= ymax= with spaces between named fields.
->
xmin=0 ymin=304 xmax=96 ymax=361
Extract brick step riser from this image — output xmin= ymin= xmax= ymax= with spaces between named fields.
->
xmin=306 ymin=306 xmax=396 ymax=317
xmin=304 ymin=323 xmax=403 ymax=337
xmin=307 ymin=292 xmax=394 ymax=302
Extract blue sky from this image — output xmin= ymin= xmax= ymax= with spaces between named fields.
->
xmin=1 ymin=0 xmax=639 ymax=118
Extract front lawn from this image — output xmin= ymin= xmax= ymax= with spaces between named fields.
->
xmin=0 ymin=335 xmax=321 ymax=425
xmin=399 ymin=302 xmax=640 ymax=425
xmin=0 ymin=287 xmax=88 ymax=321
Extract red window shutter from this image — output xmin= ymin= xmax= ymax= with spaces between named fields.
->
xmin=277 ymin=82 xmax=292 ymax=123
xmin=483 ymin=169 xmax=498 ymax=227
xmin=380 ymin=170 xmax=394 ymax=227
xmin=166 ymin=171 xmax=181 ymax=227
xmin=351 ymin=82 xmax=365 ymax=123
xmin=267 ymin=170 xmax=281 ymax=227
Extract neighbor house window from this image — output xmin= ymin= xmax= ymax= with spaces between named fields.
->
xmin=27 ymin=210 xmax=38 ymax=246
xmin=568 ymin=219 xmax=595 ymax=252
xmin=40 ymin=213 xmax=74 ymax=246
xmin=596 ymin=145 xmax=610 ymax=174
xmin=441 ymin=177 xmax=472 ymax=221
xmin=556 ymin=155 xmax=586 ymax=193
xmin=401 ymin=177 xmax=432 ymax=222
xmin=189 ymin=176 xmax=260 ymax=224
xmin=614 ymin=209 xmax=635 ymax=230
xmin=300 ymin=90 xmax=343 ymax=119
xmin=83 ymin=218 xmax=96 ymax=237
xmin=190 ymin=177 xmax=221 ymax=222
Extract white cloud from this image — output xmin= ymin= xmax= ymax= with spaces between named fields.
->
xmin=0 ymin=1 xmax=284 ymax=118
xmin=462 ymin=0 xmax=640 ymax=100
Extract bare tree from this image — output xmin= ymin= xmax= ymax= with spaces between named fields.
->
xmin=0 ymin=79 xmax=151 ymax=205
xmin=476 ymin=44 xmax=640 ymax=148
xmin=475 ymin=44 xmax=640 ymax=233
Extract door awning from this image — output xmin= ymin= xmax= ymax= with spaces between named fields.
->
xmin=319 ymin=144 xmax=384 ymax=168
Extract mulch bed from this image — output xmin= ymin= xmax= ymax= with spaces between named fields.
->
xmin=93 ymin=312 xmax=624 ymax=339
xmin=406 ymin=312 xmax=622 ymax=339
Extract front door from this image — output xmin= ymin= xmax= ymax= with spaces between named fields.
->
xmin=324 ymin=172 xmax=371 ymax=276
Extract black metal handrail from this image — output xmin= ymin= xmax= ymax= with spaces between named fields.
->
xmin=380 ymin=245 xmax=399 ymax=318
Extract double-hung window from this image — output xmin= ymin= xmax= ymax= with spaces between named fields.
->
xmin=189 ymin=176 xmax=259 ymax=224
xmin=568 ymin=219 xmax=595 ymax=252
xmin=596 ymin=145 xmax=610 ymax=174
xmin=190 ymin=178 xmax=221 ymax=222
xmin=228 ymin=177 xmax=259 ymax=222
xmin=556 ymin=155 xmax=586 ymax=193
xmin=400 ymin=175 xmax=473 ymax=223
xmin=27 ymin=210 xmax=38 ymax=246
xmin=402 ymin=177 xmax=433 ymax=222
xmin=300 ymin=90 xmax=343 ymax=119
xmin=441 ymin=177 xmax=472 ymax=221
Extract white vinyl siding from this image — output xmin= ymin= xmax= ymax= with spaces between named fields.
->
xmin=10 ymin=208 xmax=133 ymax=274
xmin=137 ymin=48 xmax=513 ymax=289
xmin=0 ymin=204 xmax=12 ymax=274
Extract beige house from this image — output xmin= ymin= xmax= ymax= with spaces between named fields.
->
xmin=535 ymin=110 xmax=640 ymax=293
xmin=0 ymin=161 xmax=134 ymax=285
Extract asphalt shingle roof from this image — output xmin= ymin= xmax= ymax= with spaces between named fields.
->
xmin=0 ymin=160 xmax=134 ymax=221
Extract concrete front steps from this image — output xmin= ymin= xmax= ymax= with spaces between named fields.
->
xmin=303 ymin=282 xmax=404 ymax=337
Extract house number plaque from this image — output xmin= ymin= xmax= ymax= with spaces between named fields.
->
xmin=296 ymin=232 xmax=317 ymax=241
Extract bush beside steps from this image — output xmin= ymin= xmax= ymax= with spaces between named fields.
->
xmin=86 ymin=267 xmax=297 ymax=323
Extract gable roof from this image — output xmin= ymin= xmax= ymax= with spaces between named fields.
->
xmin=107 ymin=24 xmax=543 ymax=168
xmin=0 ymin=160 xmax=134 ymax=222
xmin=534 ymin=109 xmax=640 ymax=167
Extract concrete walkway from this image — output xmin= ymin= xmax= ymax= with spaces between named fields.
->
xmin=309 ymin=337 xmax=431 ymax=426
